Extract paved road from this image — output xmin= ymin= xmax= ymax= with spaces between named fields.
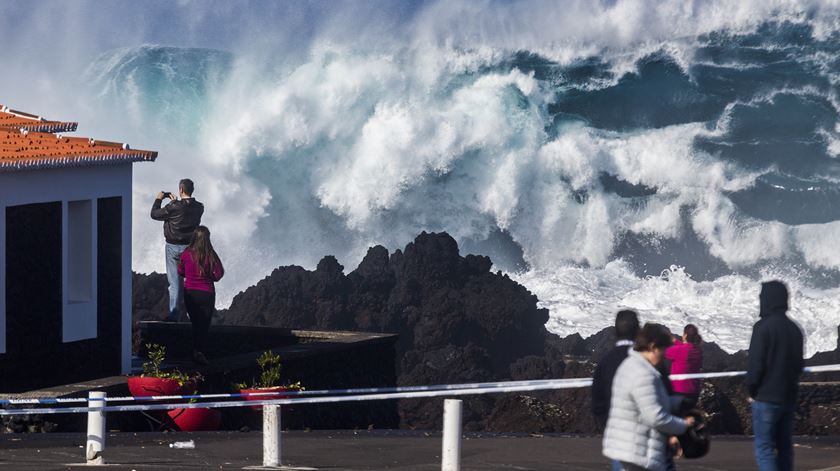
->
xmin=1 ymin=431 xmax=839 ymax=470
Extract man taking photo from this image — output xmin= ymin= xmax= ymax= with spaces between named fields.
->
xmin=150 ymin=178 xmax=204 ymax=322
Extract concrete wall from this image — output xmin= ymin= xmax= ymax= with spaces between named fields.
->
xmin=0 ymin=164 xmax=133 ymax=390
xmin=139 ymin=323 xmax=401 ymax=430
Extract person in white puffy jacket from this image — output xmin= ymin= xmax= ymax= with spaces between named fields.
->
xmin=603 ymin=323 xmax=696 ymax=471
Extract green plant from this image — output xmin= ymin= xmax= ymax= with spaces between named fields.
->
xmin=142 ymin=343 xmax=166 ymax=377
xmin=257 ymin=350 xmax=282 ymax=388
xmin=234 ymin=351 xmax=303 ymax=390
xmin=141 ymin=343 xmax=201 ymax=386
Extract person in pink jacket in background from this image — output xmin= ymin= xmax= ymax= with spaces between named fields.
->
xmin=177 ymin=225 xmax=224 ymax=366
xmin=666 ymin=324 xmax=704 ymax=410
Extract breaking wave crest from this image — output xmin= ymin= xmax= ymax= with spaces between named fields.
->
xmin=62 ymin=1 xmax=840 ymax=354
xmin=514 ymin=264 xmax=840 ymax=355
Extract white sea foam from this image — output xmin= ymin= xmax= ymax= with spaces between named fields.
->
xmin=115 ymin=43 xmax=840 ymax=320
xmin=411 ymin=0 xmax=840 ymax=66
xmin=513 ymin=263 xmax=840 ymax=356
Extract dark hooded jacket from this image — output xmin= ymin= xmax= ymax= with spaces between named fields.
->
xmin=746 ymin=281 xmax=804 ymax=404
xmin=591 ymin=341 xmax=632 ymax=430
xmin=150 ymin=197 xmax=204 ymax=245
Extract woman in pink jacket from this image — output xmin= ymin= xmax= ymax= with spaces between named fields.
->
xmin=177 ymin=226 xmax=224 ymax=366
xmin=666 ymin=324 xmax=704 ymax=409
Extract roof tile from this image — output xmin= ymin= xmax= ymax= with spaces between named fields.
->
xmin=0 ymin=106 xmax=156 ymax=172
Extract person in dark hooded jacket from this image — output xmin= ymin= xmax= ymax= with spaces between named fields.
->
xmin=592 ymin=310 xmax=640 ymax=432
xmin=746 ymin=280 xmax=804 ymax=471
xmin=592 ymin=310 xmax=640 ymax=471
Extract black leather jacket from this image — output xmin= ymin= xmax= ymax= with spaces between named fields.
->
xmin=150 ymin=197 xmax=204 ymax=245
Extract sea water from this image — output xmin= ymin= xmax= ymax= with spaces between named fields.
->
xmin=18 ymin=1 xmax=840 ymax=356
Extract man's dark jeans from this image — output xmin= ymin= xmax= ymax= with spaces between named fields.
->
xmin=752 ymin=400 xmax=794 ymax=471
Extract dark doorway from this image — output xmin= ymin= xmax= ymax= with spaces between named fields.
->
xmin=2 ymin=202 xmax=62 ymax=391
xmin=1 ymin=198 xmax=124 ymax=392
xmin=97 ymin=196 xmax=123 ymax=374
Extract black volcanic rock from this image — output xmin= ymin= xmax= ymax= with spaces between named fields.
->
xmin=486 ymin=394 xmax=570 ymax=433
xmin=219 ymin=232 xmax=561 ymax=427
xmin=131 ymin=233 xmax=840 ymax=434
xmin=555 ymin=332 xmax=591 ymax=357
xmin=220 ymin=259 xmax=355 ymax=330
xmin=224 ymin=232 xmax=555 ymax=375
xmin=131 ymin=271 xmax=169 ymax=352
xmin=132 ymin=271 xmax=169 ymax=322
xmin=574 ymin=327 xmax=617 ymax=360
xmin=701 ymin=342 xmax=748 ymax=372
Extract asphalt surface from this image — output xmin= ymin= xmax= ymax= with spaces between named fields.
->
xmin=1 ymin=431 xmax=840 ymax=470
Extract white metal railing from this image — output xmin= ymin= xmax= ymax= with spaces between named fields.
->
xmin=0 ymin=377 xmax=592 ymax=406
xmin=1 ymin=364 xmax=839 ymax=468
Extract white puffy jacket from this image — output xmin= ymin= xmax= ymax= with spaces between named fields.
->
xmin=602 ymin=349 xmax=688 ymax=470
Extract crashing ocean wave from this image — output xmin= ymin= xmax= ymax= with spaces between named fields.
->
xmin=14 ymin=1 xmax=840 ymax=353
xmin=514 ymin=263 xmax=840 ymax=356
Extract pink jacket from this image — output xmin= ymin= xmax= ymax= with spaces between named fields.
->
xmin=665 ymin=339 xmax=703 ymax=394
xmin=177 ymin=249 xmax=224 ymax=293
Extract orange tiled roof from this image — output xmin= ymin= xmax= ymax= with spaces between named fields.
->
xmin=0 ymin=105 xmax=78 ymax=133
xmin=0 ymin=106 xmax=157 ymax=172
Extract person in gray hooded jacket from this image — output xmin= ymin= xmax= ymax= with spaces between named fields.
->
xmin=603 ymin=323 xmax=695 ymax=471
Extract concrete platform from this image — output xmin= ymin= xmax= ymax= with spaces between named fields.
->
xmin=1 ymin=431 xmax=840 ymax=470
xmin=1 ymin=324 xmax=400 ymax=433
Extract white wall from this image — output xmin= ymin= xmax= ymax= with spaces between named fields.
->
xmin=64 ymin=198 xmax=98 ymax=342
xmin=0 ymin=164 xmax=134 ymax=374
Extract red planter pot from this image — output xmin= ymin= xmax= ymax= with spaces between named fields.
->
xmin=127 ymin=376 xmax=195 ymax=397
xmin=240 ymin=387 xmax=291 ymax=411
xmin=167 ymin=408 xmax=221 ymax=431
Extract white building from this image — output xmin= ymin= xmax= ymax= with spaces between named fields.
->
xmin=0 ymin=105 xmax=156 ymax=392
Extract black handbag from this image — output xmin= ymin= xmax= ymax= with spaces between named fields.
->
xmin=678 ymin=409 xmax=710 ymax=459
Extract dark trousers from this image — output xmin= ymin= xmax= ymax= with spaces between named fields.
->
xmin=184 ymin=289 xmax=215 ymax=354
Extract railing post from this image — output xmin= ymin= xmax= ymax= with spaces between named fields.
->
xmin=441 ymin=399 xmax=462 ymax=471
xmin=86 ymin=391 xmax=106 ymax=465
xmin=263 ymin=404 xmax=282 ymax=467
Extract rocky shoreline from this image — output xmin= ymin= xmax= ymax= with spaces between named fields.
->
xmin=133 ymin=232 xmax=840 ymax=434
